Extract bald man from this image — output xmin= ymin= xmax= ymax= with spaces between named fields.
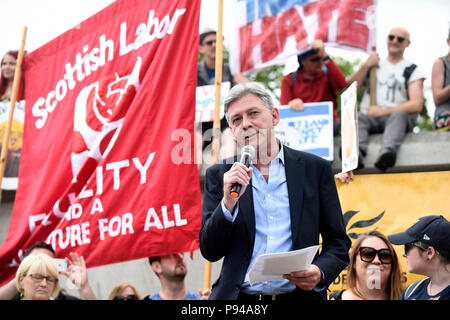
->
xmin=349 ymin=26 xmax=425 ymax=171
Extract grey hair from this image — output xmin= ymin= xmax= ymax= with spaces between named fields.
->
xmin=224 ymin=82 xmax=274 ymax=123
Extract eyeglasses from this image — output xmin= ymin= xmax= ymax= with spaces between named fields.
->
xmin=388 ymin=35 xmax=406 ymax=43
xmin=308 ymin=56 xmax=328 ymax=63
xmin=203 ymin=40 xmax=216 ymax=46
xmin=28 ymin=273 xmax=57 ymax=284
xmin=404 ymin=241 xmax=429 ymax=255
xmin=358 ymin=247 xmax=393 ymax=264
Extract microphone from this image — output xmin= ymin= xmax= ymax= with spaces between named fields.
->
xmin=230 ymin=145 xmax=256 ymax=198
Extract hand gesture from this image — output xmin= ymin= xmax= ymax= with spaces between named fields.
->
xmin=364 ymin=53 xmax=380 ymax=69
xmin=312 ymin=39 xmax=326 ymax=57
xmin=335 ymin=171 xmax=354 ymax=184
xmin=62 ymin=252 xmax=88 ymax=289
xmin=367 ymin=105 xmax=385 ymax=118
xmin=222 ymin=162 xmax=252 ymax=212
xmin=283 ymin=264 xmax=323 ymax=291
xmin=198 ymin=288 xmax=211 ymax=300
xmin=288 ymin=98 xmax=304 ymax=111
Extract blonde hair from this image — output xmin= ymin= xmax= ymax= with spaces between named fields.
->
xmin=108 ymin=282 xmax=142 ymax=300
xmin=15 ymin=253 xmax=60 ymax=299
xmin=347 ymin=230 xmax=404 ymax=300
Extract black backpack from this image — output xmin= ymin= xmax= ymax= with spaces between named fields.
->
xmin=402 ymin=63 xmax=417 ymax=99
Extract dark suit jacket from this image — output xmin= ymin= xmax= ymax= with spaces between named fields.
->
xmin=199 ymin=146 xmax=351 ymax=300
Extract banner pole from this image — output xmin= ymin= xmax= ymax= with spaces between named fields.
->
xmin=369 ymin=67 xmax=376 ymax=106
xmin=211 ymin=0 xmax=224 ymax=164
xmin=0 ymin=26 xmax=27 ymax=201
xmin=204 ymin=0 xmax=224 ymax=291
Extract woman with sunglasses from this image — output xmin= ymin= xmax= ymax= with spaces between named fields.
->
xmin=328 ymin=230 xmax=403 ymax=300
xmin=388 ymin=215 xmax=450 ymax=300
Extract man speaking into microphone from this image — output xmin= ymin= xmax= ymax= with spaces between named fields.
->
xmin=199 ymin=82 xmax=351 ymax=300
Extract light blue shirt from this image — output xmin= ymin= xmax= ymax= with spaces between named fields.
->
xmin=221 ymin=144 xmax=296 ymax=294
xmin=149 ymin=291 xmax=201 ymax=300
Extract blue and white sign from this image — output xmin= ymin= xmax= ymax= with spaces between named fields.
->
xmin=195 ymin=82 xmax=230 ymax=123
xmin=275 ymin=102 xmax=334 ymax=161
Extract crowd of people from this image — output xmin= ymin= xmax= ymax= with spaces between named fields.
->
xmin=195 ymin=26 xmax=450 ymax=173
xmin=0 ymin=24 xmax=449 ymax=301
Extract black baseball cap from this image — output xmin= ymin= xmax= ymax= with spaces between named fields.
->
xmin=297 ymin=48 xmax=319 ymax=64
xmin=388 ymin=215 xmax=450 ymax=251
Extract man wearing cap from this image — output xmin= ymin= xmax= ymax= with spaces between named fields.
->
xmin=197 ymin=28 xmax=247 ymax=158
xmin=388 ymin=215 xmax=450 ymax=300
xmin=198 ymin=28 xmax=247 ymax=88
xmin=280 ymin=39 xmax=349 ymax=136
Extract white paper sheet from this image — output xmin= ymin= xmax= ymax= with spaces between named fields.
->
xmin=246 ymin=245 xmax=320 ymax=286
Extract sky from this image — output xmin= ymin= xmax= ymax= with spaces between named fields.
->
xmin=1 ymin=0 xmax=449 ymax=116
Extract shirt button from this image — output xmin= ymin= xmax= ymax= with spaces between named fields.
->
xmin=269 ymin=236 xmax=273 ymax=240
xmin=267 ymin=194 xmax=271 ymax=198
xmin=269 ymin=216 xmax=274 ymax=220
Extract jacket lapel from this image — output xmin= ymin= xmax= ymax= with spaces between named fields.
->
xmin=224 ymin=157 xmax=255 ymax=249
xmin=239 ymin=181 xmax=255 ymax=250
xmin=284 ymin=146 xmax=305 ymax=247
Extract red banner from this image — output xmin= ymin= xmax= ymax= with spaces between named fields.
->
xmin=0 ymin=0 xmax=202 ymax=285
xmin=229 ymin=0 xmax=377 ymax=74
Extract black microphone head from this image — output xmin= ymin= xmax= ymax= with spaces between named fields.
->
xmin=231 ymin=145 xmax=256 ymax=198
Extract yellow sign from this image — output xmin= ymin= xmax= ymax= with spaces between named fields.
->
xmin=330 ymin=171 xmax=450 ymax=293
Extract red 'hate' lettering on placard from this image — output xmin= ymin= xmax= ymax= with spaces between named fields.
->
xmin=276 ymin=8 xmax=308 ymax=52
xmin=231 ymin=0 xmax=376 ymax=74
xmin=337 ymin=0 xmax=372 ymax=50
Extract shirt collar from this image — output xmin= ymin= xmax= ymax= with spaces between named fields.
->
xmin=248 ymin=141 xmax=285 ymax=167
xmin=275 ymin=141 xmax=285 ymax=166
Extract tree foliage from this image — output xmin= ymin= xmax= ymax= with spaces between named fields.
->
xmin=247 ymin=64 xmax=285 ymax=101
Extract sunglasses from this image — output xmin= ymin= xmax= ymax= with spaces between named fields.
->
xmin=359 ymin=247 xmax=393 ymax=264
xmin=203 ymin=40 xmax=216 ymax=46
xmin=308 ymin=56 xmax=327 ymax=63
xmin=388 ymin=35 xmax=406 ymax=43
xmin=113 ymin=294 xmax=138 ymax=300
xmin=404 ymin=241 xmax=428 ymax=255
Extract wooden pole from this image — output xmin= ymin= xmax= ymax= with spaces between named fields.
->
xmin=369 ymin=67 xmax=377 ymax=105
xmin=211 ymin=0 xmax=224 ymax=165
xmin=204 ymin=0 xmax=224 ymax=291
xmin=0 ymin=27 xmax=27 ymax=201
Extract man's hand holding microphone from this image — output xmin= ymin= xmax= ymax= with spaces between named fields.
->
xmin=222 ymin=145 xmax=255 ymax=214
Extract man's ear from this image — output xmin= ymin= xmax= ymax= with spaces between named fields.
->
xmin=151 ymin=261 xmax=161 ymax=273
xmin=272 ymin=107 xmax=280 ymax=126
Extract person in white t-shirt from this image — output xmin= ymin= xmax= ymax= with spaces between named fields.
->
xmin=350 ymin=26 xmax=425 ymax=171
